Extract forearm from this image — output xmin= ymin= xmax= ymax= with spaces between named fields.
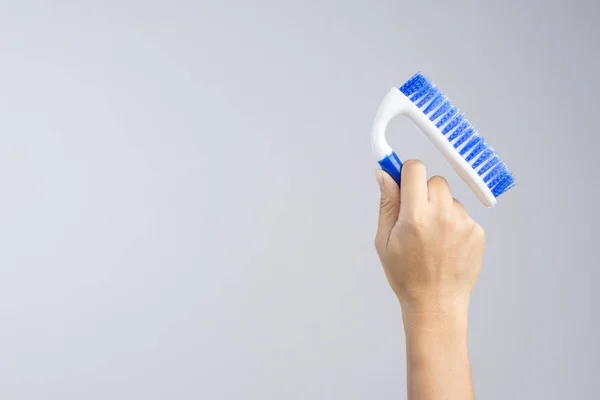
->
xmin=374 ymin=163 xmax=485 ymax=399
xmin=403 ymin=305 xmax=474 ymax=400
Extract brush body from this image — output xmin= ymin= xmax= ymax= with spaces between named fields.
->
xmin=372 ymin=73 xmax=515 ymax=208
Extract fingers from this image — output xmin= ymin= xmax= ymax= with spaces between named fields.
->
xmin=427 ymin=176 xmax=453 ymax=207
xmin=375 ymin=169 xmax=401 ymax=248
xmin=386 ymin=159 xmax=465 ymax=221
xmin=400 ymin=160 xmax=428 ymax=212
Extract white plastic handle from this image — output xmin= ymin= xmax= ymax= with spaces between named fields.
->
xmin=371 ymin=88 xmax=497 ymax=208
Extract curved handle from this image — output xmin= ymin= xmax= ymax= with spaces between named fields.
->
xmin=371 ymin=87 xmax=498 ymax=207
xmin=372 ymin=88 xmax=412 ymax=186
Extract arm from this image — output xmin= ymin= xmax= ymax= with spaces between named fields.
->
xmin=374 ymin=160 xmax=485 ymax=400
xmin=403 ymin=300 xmax=472 ymax=399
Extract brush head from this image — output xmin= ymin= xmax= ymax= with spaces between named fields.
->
xmin=399 ymin=72 xmax=515 ymax=199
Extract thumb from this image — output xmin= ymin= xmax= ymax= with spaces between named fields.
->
xmin=375 ymin=169 xmax=401 ymax=249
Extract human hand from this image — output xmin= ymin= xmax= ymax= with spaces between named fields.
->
xmin=374 ymin=160 xmax=486 ymax=319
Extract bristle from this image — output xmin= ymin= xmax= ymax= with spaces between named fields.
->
xmin=436 ymin=107 xmax=457 ymax=128
xmin=447 ymin=121 xmax=469 ymax=142
xmin=442 ymin=114 xmax=464 ymax=135
xmin=423 ymin=93 xmax=444 ymax=114
xmin=479 ymin=156 xmax=500 ymax=176
xmin=430 ymin=101 xmax=451 ymax=121
xmin=453 ymin=127 xmax=475 ymax=149
xmin=399 ymin=73 xmax=428 ymax=96
xmin=399 ymin=72 xmax=515 ymax=199
xmin=460 ymin=136 xmax=483 ymax=157
xmin=465 ymin=140 xmax=487 ymax=162
xmin=471 ymin=149 xmax=493 ymax=169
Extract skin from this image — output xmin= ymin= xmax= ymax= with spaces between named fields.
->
xmin=375 ymin=160 xmax=486 ymax=400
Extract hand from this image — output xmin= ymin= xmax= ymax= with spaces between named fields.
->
xmin=374 ymin=160 xmax=486 ymax=318
xmin=375 ymin=160 xmax=483 ymax=399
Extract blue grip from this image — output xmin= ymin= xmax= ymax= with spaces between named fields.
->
xmin=378 ymin=152 xmax=402 ymax=185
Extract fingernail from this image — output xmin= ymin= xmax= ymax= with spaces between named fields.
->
xmin=375 ymin=170 xmax=384 ymax=190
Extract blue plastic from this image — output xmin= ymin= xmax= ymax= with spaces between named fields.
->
xmin=378 ymin=152 xmax=403 ymax=185
xmin=397 ymin=72 xmax=516 ymax=198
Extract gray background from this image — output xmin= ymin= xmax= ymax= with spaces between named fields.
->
xmin=0 ymin=0 xmax=598 ymax=399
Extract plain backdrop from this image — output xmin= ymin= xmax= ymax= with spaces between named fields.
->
xmin=1 ymin=1 xmax=599 ymax=399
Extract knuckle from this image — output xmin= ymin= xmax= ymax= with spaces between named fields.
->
xmin=403 ymin=211 xmax=427 ymax=231
xmin=453 ymin=198 xmax=466 ymax=212
xmin=438 ymin=211 xmax=456 ymax=226
xmin=472 ymin=223 xmax=486 ymax=241
xmin=428 ymin=175 xmax=448 ymax=187
xmin=379 ymin=198 xmax=395 ymax=215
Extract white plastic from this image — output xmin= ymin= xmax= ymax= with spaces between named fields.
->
xmin=372 ymin=88 xmax=497 ymax=208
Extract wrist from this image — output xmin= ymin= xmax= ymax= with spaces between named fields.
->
xmin=399 ymin=293 xmax=470 ymax=336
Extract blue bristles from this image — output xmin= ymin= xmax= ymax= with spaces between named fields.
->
xmin=399 ymin=72 xmax=515 ymax=198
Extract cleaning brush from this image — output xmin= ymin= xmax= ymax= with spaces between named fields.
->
xmin=371 ymin=72 xmax=515 ymax=207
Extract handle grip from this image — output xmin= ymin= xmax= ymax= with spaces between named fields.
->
xmin=378 ymin=152 xmax=403 ymax=185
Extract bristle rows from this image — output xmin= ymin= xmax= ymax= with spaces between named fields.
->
xmin=399 ymin=72 xmax=515 ymax=199
xmin=453 ymin=127 xmax=475 ymax=148
xmin=417 ymin=88 xmax=440 ymax=108
xmin=465 ymin=140 xmax=487 ymax=162
xmin=442 ymin=115 xmax=464 ymax=135
xmin=447 ymin=121 xmax=469 ymax=142
xmin=436 ymin=107 xmax=457 ymax=128
xmin=423 ymin=94 xmax=444 ymax=114
xmin=429 ymin=102 xmax=451 ymax=122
